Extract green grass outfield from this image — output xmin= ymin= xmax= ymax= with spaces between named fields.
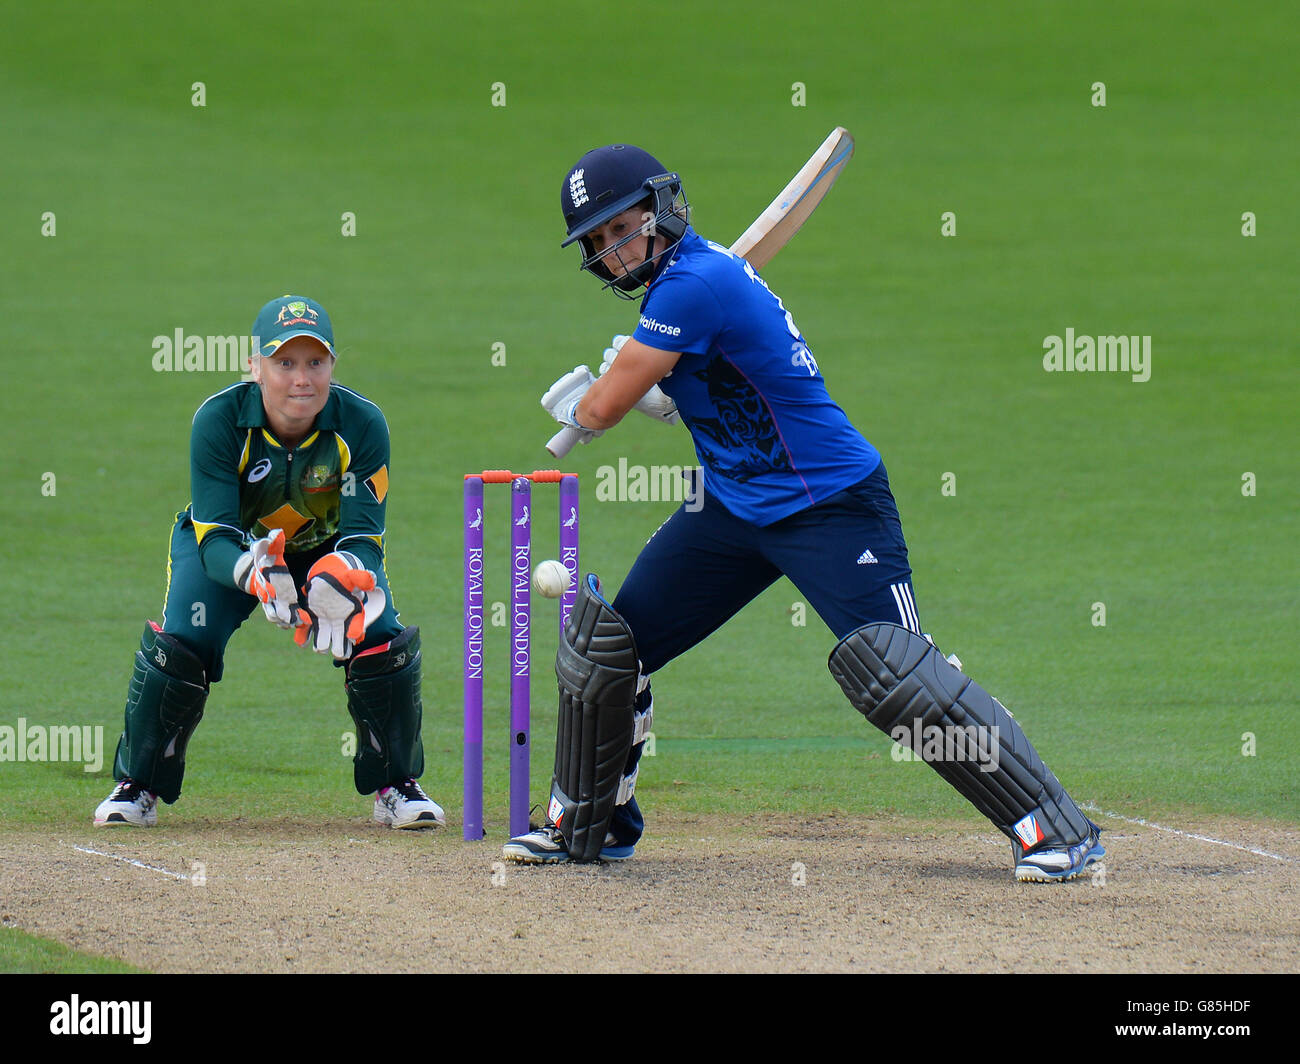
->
xmin=0 ymin=0 xmax=1295 ymax=841
xmin=0 ymin=926 xmax=141 ymax=974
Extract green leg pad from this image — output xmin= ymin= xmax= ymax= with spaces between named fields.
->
xmin=345 ymin=627 xmax=425 ymax=795
xmin=113 ymin=623 xmax=209 ymax=804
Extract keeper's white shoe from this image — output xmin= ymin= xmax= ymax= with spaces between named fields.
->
xmin=94 ymin=780 xmax=158 ymax=827
xmin=374 ymin=779 xmax=445 ymax=829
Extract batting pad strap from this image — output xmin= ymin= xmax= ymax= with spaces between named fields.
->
xmin=550 ymin=574 xmax=638 ymax=861
xmin=345 ymin=626 xmax=424 ymax=794
xmin=828 ymin=623 xmax=1093 ymax=850
xmin=632 ymin=694 xmax=654 ymax=744
xmin=614 ymin=762 xmax=641 ymax=806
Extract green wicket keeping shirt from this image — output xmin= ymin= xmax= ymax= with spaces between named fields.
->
xmin=187 ymin=381 xmax=390 ymax=588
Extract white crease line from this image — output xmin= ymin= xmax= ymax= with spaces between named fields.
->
xmin=66 ymin=843 xmax=191 ymax=881
xmin=1083 ymin=805 xmax=1298 ymax=864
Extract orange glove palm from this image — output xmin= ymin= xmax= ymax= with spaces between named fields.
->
xmin=293 ymin=552 xmax=386 ymax=659
xmin=233 ymin=529 xmax=299 ymax=628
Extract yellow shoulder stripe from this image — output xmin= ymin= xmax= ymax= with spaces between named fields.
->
xmin=237 ymin=429 xmax=252 ymax=475
xmin=336 ymin=434 xmax=352 ymax=475
xmin=191 ymin=519 xmax=220 ymax=545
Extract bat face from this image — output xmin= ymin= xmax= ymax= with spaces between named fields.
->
xmin=729 ymin=127 xmax=855 ymax=270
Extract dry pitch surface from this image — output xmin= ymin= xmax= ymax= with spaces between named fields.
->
xmin=3 ymin=812 xmax=1297 ymax=973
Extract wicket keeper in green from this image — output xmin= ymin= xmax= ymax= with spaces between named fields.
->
xmin=94 ymin=295 xmax=444 ymax=829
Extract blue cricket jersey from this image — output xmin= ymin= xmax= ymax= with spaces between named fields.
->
xmin=633 ymin=228 xmax=880 ymax=525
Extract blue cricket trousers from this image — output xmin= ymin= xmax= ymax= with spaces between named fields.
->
xmin=606 ymin=460 xmax=920 ymax=846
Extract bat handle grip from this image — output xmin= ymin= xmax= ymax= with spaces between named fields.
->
xmin=546 ymin=425 xmax=583 ymax=458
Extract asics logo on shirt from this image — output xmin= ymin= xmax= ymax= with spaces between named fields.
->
xmin=248 ymin=458 xmax=273 ymax=483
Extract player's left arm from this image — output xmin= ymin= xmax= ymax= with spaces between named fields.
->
xmin=333 ymin=399 xmax=390 ymax=574
xmin=577 ymin=339 xmax=681 ymax=430
xmin=296 ymin=398 xmax=391 ymax=656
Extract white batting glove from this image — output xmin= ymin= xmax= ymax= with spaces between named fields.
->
xmin=598 ymin=334 xmax=679 ymax=425
xmin=631 ymin=386 xmax=679 ymax=424
xmin=234 ymin=529 xmax=299 ymax=628
xmin=293 ymin=551 xmax=387 ymax=660
xmin=540 ymin=365 xmax=603 ymax=441
xmin=597 ymin=334 xmax=633 ymax=377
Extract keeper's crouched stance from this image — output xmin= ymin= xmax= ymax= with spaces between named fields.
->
xmin=95 ymin=295 xmax=443 ymax=830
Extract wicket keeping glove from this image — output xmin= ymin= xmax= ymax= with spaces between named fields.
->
xmin=540 ymin=364 xmax=603 ymax=444
xmin=294 ymin=551 xmax=387 ymax=660
xmin=234 ymin=529 xmax=299 ymax=628
xmin=598 ymin=334 xmax=679 ymax=425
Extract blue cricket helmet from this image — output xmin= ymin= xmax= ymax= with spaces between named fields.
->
xmin=561 ymin=144 xmax=689 ymax=296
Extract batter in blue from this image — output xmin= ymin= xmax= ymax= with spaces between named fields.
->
xmin=510 ymin=144 xmax=1104 ymax=885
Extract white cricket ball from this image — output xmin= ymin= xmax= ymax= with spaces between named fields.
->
xmin=532 ymin=560 xmax=572 ymax=599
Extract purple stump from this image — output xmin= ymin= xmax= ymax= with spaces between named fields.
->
xmin=510 ymin=477 xmax=532 ymax=838
xmin=463 ymin=477 xmax=485 ymax=841
xmin=559 ymin=474 xmax=580 ymax=639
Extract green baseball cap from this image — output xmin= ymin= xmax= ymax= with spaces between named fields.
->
xmin=252 ymin=295 xmax=336 ymax=358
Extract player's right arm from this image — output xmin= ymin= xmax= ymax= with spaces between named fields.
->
xmin=578 ymin=338 xmax=681 ymax=429
xmin=553 ymin=267 xmax=722 ymax=433
xmin=586 ymin=268 xmax=724 ymax=429
xmin=188 ymin=389 xmax=250 ymax=589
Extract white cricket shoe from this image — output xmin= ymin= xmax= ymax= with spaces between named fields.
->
xmin=503 ymin=824 xmax=635 ymax=863
xmin=374 ymin=778 xmax=446 ymax=829
xmin=1014 ymin=823 xmax=1105 ymax=883
xmin=94 ymin=780 xmax=158 ymax=827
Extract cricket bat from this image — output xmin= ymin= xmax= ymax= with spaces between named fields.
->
xmin=546 ymin=126 xmax=855 ymax=458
